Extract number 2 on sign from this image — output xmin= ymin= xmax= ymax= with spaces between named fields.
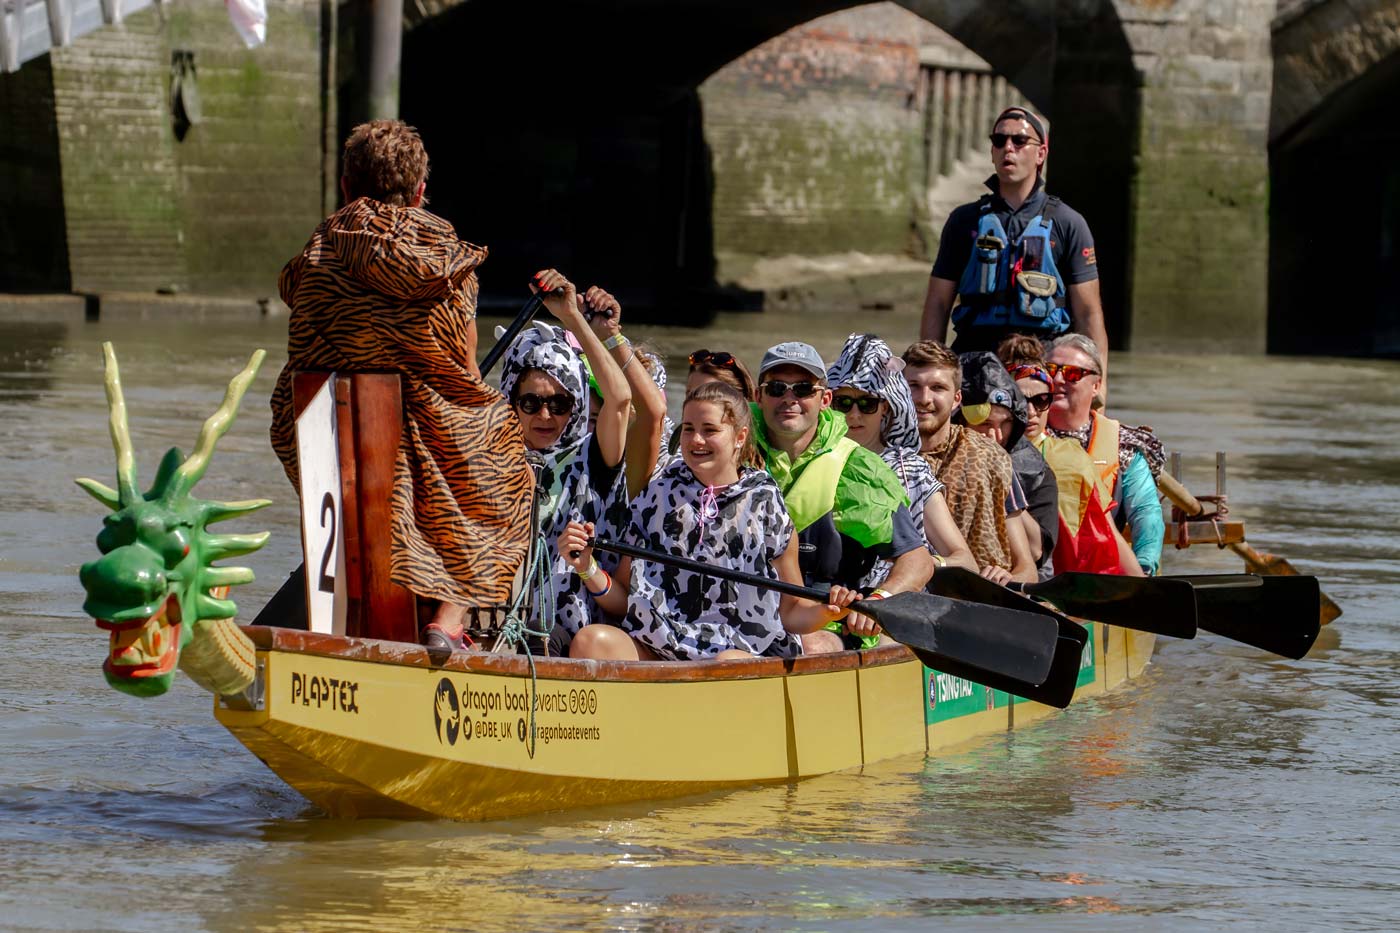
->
xmin=318 ymin=491 xmax=336 ymax=593
xmin=295 ymin=377 xmax=346 ymax=635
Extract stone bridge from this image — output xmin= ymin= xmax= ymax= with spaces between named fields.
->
xmin=3 ymin=0 xmax=1400 ymax=354
xmin=1270 ymin=0 xmax=1400 ymax=353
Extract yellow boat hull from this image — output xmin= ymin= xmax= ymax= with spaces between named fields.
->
xmin=216 ymin=622 xmax=1154 ymax=822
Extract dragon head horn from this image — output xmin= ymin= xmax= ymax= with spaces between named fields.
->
xmin=167 ymin=349 xmax=267 ymax=501
xmin=81 ymin=342 xmax=141 ymax=508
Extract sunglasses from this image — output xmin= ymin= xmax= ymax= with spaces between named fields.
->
xmin=1024 ymin=392 xmax=1053 ymax=412
xmin=689 ymin=349 xmax=739 ymax=370
xmin=832 ymin=395 xmax=882 ymax=415
xmin=989 ymin=132 xmax=1041 ymax=150
xmin=514 ymin=392 xmax=573 ymax=416
xmin=1044 ymin=362 xmax=1099 ymax=384
xmin=760 ymin=380 xmax=822 ymax=400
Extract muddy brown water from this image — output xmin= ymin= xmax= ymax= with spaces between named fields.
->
xmin=1 ymin=309 xmax=1397 ymax=931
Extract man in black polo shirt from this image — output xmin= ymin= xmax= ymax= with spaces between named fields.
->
xmin=919 ymin=107 xmax=1110 ymax=387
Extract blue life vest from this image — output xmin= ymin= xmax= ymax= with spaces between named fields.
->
xmin=953 ymin=195 xmax=1071 ymax=334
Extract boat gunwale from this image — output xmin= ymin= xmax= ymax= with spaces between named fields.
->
xmin=241 ymin=625 xmax=916 ymax=682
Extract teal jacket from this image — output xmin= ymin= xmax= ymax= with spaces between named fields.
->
xmin=1119 ymin=451 xmax=1164 ymax=575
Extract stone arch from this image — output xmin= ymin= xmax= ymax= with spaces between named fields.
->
xmin=1270 ymin=0 xmax=1400 ymax=146
xmin=398 ymin=0 xmax=1137 ymax=335
xmin=1270 ymin=0 xmax=1400 ymax=354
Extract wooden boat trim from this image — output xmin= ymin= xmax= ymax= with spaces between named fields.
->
xmin=242 ymin=625 xmax=915 ymax=683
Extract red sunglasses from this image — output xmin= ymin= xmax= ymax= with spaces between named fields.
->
xmin=1045 ymin=361 xmax=1099 ymax=384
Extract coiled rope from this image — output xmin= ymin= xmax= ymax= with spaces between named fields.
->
xmin=489 ymin=529 xmax=555 ymax=759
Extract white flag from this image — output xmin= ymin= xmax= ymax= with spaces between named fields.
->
xmin=225 ymin=0 xmax=266 ymax=48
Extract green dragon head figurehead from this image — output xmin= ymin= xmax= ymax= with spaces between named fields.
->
xmin=77 ymin=343 xmax=271 ymax=697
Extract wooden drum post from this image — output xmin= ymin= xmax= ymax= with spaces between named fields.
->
xmin=292 ymin=371 xmax=417 ymax=642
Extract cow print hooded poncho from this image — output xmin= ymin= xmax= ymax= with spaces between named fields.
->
xmin=498 ymin=322 xmax=630 ymax=641
xmin=621 ymin=459 xmax=802 ymax=660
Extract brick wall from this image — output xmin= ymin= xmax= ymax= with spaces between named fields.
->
xmin=163 ymin=0 xmax=324 ymax=294
xmin=49 ymin=11 xmax=187 ymax=292
xmin=699 ymin=4 xmax=945 ymax=280
xmin=0 ymin=57 xmax=70 ymax=290
xmin=0 ymin=0 xmax=323 ymax=296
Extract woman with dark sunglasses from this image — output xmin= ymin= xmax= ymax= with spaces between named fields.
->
xmin=497 ymin=270 xmax=635 ymax=655
xmin=825 ymin=334 xmax=976 ymax=580
xmin=1045 ymin=334 xmax=1164 ymax=576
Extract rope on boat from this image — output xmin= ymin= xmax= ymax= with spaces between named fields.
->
xmin=489 ymin=530 xmax=555 ymax=759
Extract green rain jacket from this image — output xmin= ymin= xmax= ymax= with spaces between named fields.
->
xmin=751 ymin=406 xmax=910 ymax=548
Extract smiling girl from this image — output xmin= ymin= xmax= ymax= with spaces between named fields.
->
xmin=557 ymin=382 xmax=856 ymax=661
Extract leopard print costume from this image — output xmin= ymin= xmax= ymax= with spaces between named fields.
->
xmin=921 ymin=425 xmax=1015 ymax=571
xmin=269 ymin=198 xmax=532 ymax=606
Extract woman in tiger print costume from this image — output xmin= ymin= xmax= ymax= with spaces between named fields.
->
xmin=269 ymin=120 xmax=533 ymax=635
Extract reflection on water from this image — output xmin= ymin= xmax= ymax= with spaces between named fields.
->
xmin=1 ymin=309 xmax=1398 ymax=930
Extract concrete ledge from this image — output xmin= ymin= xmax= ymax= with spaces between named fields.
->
xmin=0 ymin=293 xmax=89 ymax=321
xmin=716 ymin=252 xmax=932 ymax=314
xmin=0 ymin=291 xmax=288 ymax=321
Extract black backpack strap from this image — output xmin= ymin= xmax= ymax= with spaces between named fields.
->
xmin=1039 ymin=195 xmax=1062 ymax=224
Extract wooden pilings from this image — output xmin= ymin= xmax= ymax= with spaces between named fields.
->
xmin=918 ymin=48 xmax=1026 ymax=189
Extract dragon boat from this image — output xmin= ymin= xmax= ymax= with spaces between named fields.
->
xmin=76 ymin=345 xmax=1326 ymax=823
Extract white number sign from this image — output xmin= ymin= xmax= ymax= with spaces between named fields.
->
xmin=295 ymin=378 xmax=347 ymax=635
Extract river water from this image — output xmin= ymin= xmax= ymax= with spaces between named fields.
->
xmin=1 ymin=308 xmax=1397 ymax=931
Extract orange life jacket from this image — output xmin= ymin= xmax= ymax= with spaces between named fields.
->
xmin=1034 ymin=432 xmax=1124 ymax=575
xmin=1084 ymin=410 xmax=1121 ymax=506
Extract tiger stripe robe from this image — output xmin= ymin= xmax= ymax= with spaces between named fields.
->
xmin=269 ymin=197 xmax=533 ymax=606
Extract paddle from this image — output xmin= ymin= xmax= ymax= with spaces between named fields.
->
xmin=1161 ymin=573 xmax=1321 ymax=659
xmin=924 ymin=567 xmax=1092 ymax=709
xmin=588 ymin=537 xmax=1083 ymax=706
xmin=1005 ymin=572 xmax=1198 ymax=638
xmin=479 ymin=290 xmax=552 ymax=376
xmin=938 ymin=563 xmax=1316 ymax=659
xmin=1158 ymin=472 xmax=1341 ymax=625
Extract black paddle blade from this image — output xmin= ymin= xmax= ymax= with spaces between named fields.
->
xmin=1019 ymin=573 xmax=1198 ymax=639
xmin=1161 ymin=574 xmax=1262 ymax=590
xmin=863 ymin=592 xmax=1059 ymax=688
xmin=1183 ymin=574 xmax=1321 ymax=659
xmin=915 ymin=627 xmax=1087 ymax=709
xmin=923 ymin=568 xmax=1090 ymax=708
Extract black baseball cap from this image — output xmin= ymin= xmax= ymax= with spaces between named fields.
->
xmin=992 ymin=107 xmax=1047 ymax=144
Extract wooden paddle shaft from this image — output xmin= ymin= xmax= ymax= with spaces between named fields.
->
xmin=1158 ymin=472 xmax=1341 ymax=624
xmin=1156 ymin=473 xmax=1273 ymax=569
